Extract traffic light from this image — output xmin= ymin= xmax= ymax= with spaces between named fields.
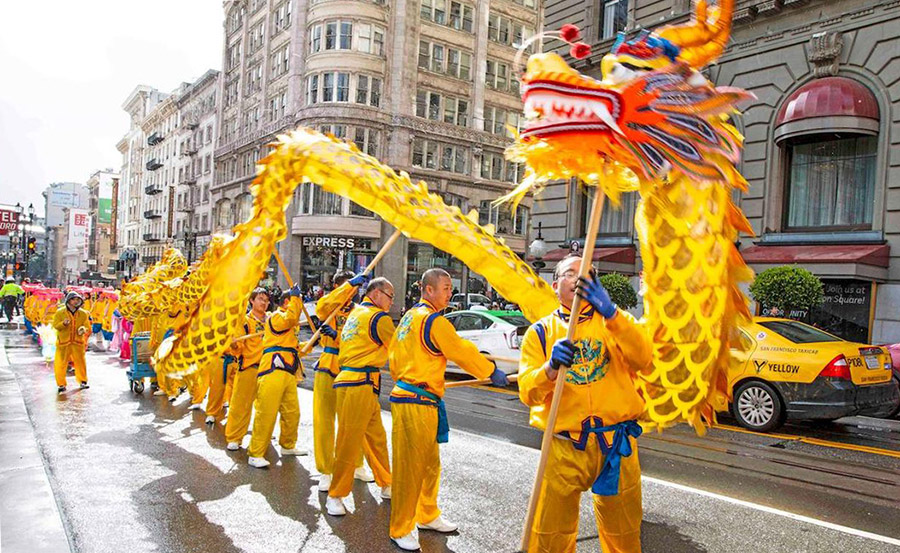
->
xmin=27 ymin=237 xmax=36 ymax=253
xmin=14 ymin=262 xmax=24 ymax=271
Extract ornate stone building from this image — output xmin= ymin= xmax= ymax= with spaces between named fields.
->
xmin=532 ymin=0 xmax=900 ymax=342
xmin=215 ymin=0 xmax=541 ymax=313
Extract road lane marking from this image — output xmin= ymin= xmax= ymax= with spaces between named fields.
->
xmin=713 ymin=423 xmax=900 ymax=459
xmin=643 ymin=476 xmax=900 ymax=547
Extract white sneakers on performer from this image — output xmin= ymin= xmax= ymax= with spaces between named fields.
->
xmin=226 ymin=442 xmax=240 ymax=451
xmin=354 ymin=466 xmax=375 ymax=482
xmin=418 ymin=515 xmax=458 ymax=533
xmin=188 ymin=403 xmax=203 ymax=411
xmin=392 ymin=530 xmax=420 ymax=551
xmin=153 ymin=389 xmax=166 ymax=396
xmin=318 ymin=473 xmax=332 ymax=493
xmin=248 ymin=456 xmax=270 ymax=468
xmin=325 ymin=496 xmax=346 ymax=516
xmin=380 ymin=486 xmax=392 ymax=500
xmin=280 ymin=446 xmax=308 ymax=456
xmin=205 ymin=415 xmax=215 ymax=425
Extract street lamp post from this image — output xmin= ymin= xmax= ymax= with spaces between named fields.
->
xmin=528 ymin=221 xmax=550 ymax=272
xmin=14 ymin=202 xmax=34 ymax=277
xmin=183 ymin=229 xmax=197 ymax=264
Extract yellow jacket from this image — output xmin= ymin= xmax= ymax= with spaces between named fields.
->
xmin=151 ymin=309 xmax=186 ymax=349
xmin=90 ymin=298 xmax=107 ymax=323
xmin=335 ymin=298 xmax=395 ymax=390
xmin=52 ymin=306 xmax=91 ymax=346
xmin=258 ymin=297 xmax=312 ymax=378
xmin=518 ymin=305 xmax=651 ymax=437
xmin=389 ymin=299 xmax=493 ymax=400
xmin=236 ymin=311 xmax=267 ymax=370
xmin=315 ymin=282 xmax=357 ymax=376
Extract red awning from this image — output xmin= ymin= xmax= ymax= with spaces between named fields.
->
xmin=776 ymin=77 xmax=879 ymax=126
xmin=741 ymin=244 xmax=889 ymax=268
xmin=542 ymin=246 xmax=636 ymax=264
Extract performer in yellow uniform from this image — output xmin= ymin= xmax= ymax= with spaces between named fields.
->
xmin=518 ymin=254 xmax=652 ymax=553
xmin=89 ymin=292 xmax=108 ymax=349
xmin=225 ymin=288 xmax=269 ymax=450
xmin=151 ymin=308 xmax=187 ymax=402
xmin=247 ymin=285 xmax=315 ymax=468
xmin=52 ymin=292 xmax=91 ymax=393
xmin=388 ymin=268 xmax=509 ymax=551
xmin=312 ymin=270 xmax=372 ymax=490
xmin=325 ymin=277 xmax=396 ymax=516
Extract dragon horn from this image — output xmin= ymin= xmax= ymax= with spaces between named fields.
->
xmin=657 ymin=0 xmax=734 ymax=68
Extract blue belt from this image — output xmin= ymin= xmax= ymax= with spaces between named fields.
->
xmin=258 ymin=346 xmax=300 ymax=377
xmin=222 ymin=354 xmax=237 ymax=383
xmin=559 ymin=418 xmax=642 ymax=496
xmin=392 ymin=381 xmax=448 ymax=444
xmin=334 ymin=366 xmax=381 ymax=395
xmin=163 ymin=328 xmax=174 ymax=340
xmin=323 ymin=346 xmax=340 ymax=355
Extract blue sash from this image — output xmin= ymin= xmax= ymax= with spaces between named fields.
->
xmin=258 ymin=346 xmax=299 ymax=377
xmin=393 ymin=380 xmax=449 ymax=444
xmin=222 ymin=354 xmax=236 ymax=384
xmin=334 ymin=366 xmax=381 ymax=394
xmin=560 ymin=418 xmax=642 ymax=496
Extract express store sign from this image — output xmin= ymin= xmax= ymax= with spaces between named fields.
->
xmin=302 ymin=236 xmax=359 ymax=249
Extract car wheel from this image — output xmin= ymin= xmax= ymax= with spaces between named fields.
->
xmin=886 ymin=376 xmax=900 ymax=419
xmin=733 ymin=381 xmax=784 ymax=432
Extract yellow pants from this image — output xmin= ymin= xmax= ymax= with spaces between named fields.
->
xmin=313 ymin=371 xmax=337 ymax=474
xmin=54 ymin=343 xmax=86 ymax=386
xmin=329 ymin=385 xmax=391 ymax=498
xmin=206 ymin=358 xmax=237 ymax=420
xmin=156 ymin=371 xmax=183 ymax=398
xmin=529 ymin=435 xmax=642 ymax=553
xmin=248 ymin=369 xmax=300 ymax=458
xmin=188 ymin=363 xmax=210 ymax=405
xmin=389 ymin=402 xmax=441 ymax=539
xmin=224 ymin=366 xmax=259 ymax=444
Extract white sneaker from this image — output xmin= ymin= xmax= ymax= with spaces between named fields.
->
xmin=325 ymin=496 xmax=346 ymax=516
xmin=248 ymin=456 xmax=270 ymax=468
xmin=392 ymin=530 xmax=420 ymax=551
xmin=280 ymin=446 xmax=308 ymax=456
xmin=354 ymin=466 xmax=375 ymax=482
xmin=153 ymin=390 xmax=166 ymax=396
xmin=168 ymin=396 xmax=177 ymax=403
xmin=381 ymin=486 xmax=392 ymax=499
xmin=226 ymin=442 xmax=240 ymax=451
xmin=188 ymin=403 xmax=203 ymax=411
xmin=318 ymin=473 xmax=332 ymax=493
xmin=418 ymin=515 xmax=458 ymax=533
xmin=205 ymin=415 xmax=216 ymax=425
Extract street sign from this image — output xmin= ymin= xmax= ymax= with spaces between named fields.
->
xmin=0 ymin=209 xmax=19 ymax=235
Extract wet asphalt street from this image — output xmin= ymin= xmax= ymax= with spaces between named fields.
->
xmin=2 ymin=327 xmax=899 ymax=553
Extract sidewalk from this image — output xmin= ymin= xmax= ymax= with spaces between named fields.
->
xmin=0 ymin=342 xmax=70 ymax=553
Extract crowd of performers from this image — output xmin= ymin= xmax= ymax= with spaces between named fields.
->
xmin=17 ymin=255 xmax=650 ymax=552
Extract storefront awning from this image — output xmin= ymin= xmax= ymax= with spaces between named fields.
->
xmin=541 ymin=246 xmax=636 ymax=264
xmin=741 ymin=244 xmax=890 ymax=281
xmin=774 ymin=77 xmax=880 ymax=142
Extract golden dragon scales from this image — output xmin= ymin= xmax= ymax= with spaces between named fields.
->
xmin=505 ymin=0 xmax=754 ymax=431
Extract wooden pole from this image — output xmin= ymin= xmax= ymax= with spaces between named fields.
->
xmin=272 ymin=248 xmax=317 ymax=330
xmin=300 ymin=229 xmax=403 ymax=354
xmin=519 ymin=189 xmax=606 ymax=553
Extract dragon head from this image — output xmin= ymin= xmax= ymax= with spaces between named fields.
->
xmin=503 ymin=0 xmax=751 ymax=205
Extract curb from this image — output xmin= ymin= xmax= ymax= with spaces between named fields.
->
xmin=0 ymin=342 xmax=72 ymax=553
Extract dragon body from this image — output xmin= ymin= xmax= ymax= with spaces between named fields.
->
xmin=507 ymin=0 xmax=753 ymax=431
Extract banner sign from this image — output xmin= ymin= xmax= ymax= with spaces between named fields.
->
xmin=0 ymin=209 xmax=19 ymax=235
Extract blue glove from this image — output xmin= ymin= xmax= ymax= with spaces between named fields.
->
xmin=489 ymin=367 xmax=509 ymax=387
xmin=576 ymin=275 xmax=617 ymax=319
xmin=348 ymin=272 xmax=371 ymax=288
xmin=550 ymin=339 xmax=577 ymax=370
xmin=321 ymin=324 xmax=337 ymax=339
xmin=287 ymin=283 xmax=303 ymax=298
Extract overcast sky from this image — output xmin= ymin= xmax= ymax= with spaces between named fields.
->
xmin=0 ymin=1 xmax=222 ymax=212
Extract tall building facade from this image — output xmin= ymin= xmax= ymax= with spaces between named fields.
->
xmin=118 ymin=72 xmax=218 ymax=272
xmin=42 ymin=182 xmax=90 ymax=283
xmin=84 ymin=169 xmax=120 ymax=282
xmin=532 ymin=0 xmax=900 ymax=343
xmin=174 ymin=70 xmax=220 ymax=263
xmin=215 ymin=0 xmax=540 ymax=313
xmin=118 ymin=85 xmax=166 ymax=274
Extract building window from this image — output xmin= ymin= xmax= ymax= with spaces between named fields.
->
xmin=484 ymin=105 xmax=521 ymax=137
xmin=421 ymin=0 xmax=473 ymax=32
xmin=480 ymin=151 xmax=522 ymax=182
xmin=601 ymin=0 xmax=628 ymax=40
xmin=353 ymin=127 xmax=380 ymax=157
xmin=419 ymin=40 xmax=471 ymax=80
xmin=784 ymin=135 xmax=876 ymax=230
xmin=310 ymin=24 xmax=322 ymax=53
xmin=227 ymin=43 xmax=242 ymax=71
xmin=324 ymin=20 xmax=353 ymax=50
xmin=479 ymin=201 xmax=527 ymax=235
xmin=246 ymin=63 xmax=263 ymax=94
xmin=299 ymin=181 xmax=343 ymax=215
xmin=358 ymin=23 xmax=385 ymax=56
xmin=412 ymin=138 xmax=468 ymax=173
xmin=307 ymin=75 xmax=319 ymax=104
xmin=355 ymin=75 xmax=382 ymax=107
xmin=249 ymin=22 xmax=266 ymax=51
xmin=443 ymin=97 xmax=468 ymax=126
xmin=488 ymin=12 xmax=533 ymax=49
xmin=273 ymin=2 xmax=292 ymax=33
xmin=485 ymin=59 xmax=517 ymax=94
xmin=271 ymin=44 xmax=290 ymax=78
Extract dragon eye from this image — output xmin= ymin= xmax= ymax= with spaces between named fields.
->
xmin=621 ymin=62 xmax=651 ymax=72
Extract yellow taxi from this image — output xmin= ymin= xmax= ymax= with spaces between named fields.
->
xmin=729 ymin=317 xmax=900 ymax=431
